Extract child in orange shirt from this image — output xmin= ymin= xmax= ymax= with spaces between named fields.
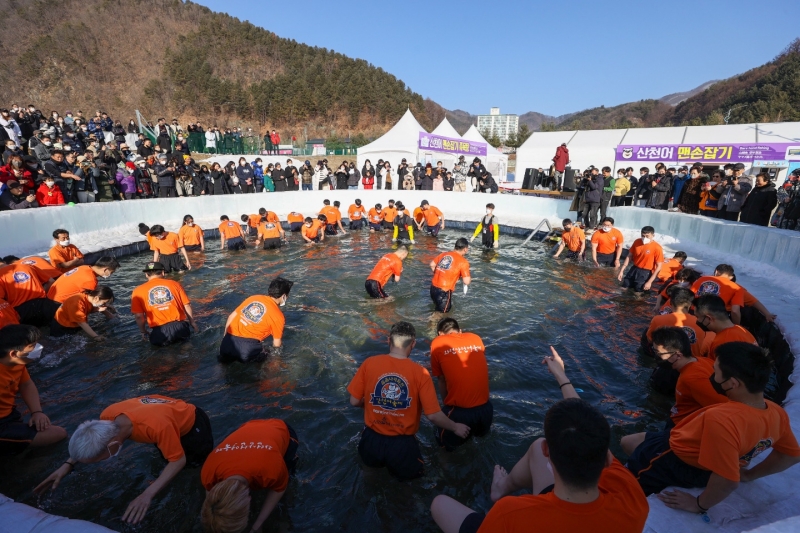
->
xmin=51 ymin=286 xmax=114 ymax=340
xmin=348 ymin=199 xmax=367 ymax=230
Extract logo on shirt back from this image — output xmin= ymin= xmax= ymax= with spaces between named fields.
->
xmin=264 ymin=223 xmax=276 ymax=230
xmin=21 ymin=260 xmax=36 ymax=266
xmin=140 ymin=397 xmax=172 ymax=404
xmin=682 ymin=327 xmax=697 ymax=344
xmin=370 ymin=374 xmax=412 ymax=411
xmin=242 ymin=302 xmax=265 ymax=323
xmin=697 ymin=281 xmax=720 ymax=296
xmin=740 ymin=438 xmax=774 ymax=464
xmin=12 ymin=272 xmax=30 ymax=283
xmin=148 ymin=285 xmax=174 ymax=305
xmin=65 ymin=268 xmax=78 ymax=276
xmin=437 ymin=255 xmax=453 ymax=271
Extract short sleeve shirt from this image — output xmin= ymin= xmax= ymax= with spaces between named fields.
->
xmin=130 ymin=278 xmax=190 ymax=327
xmin=431 ymin=252 xmax=470 ymax=292
xmin=646 ymin=312 xmax=707 ymax=359
xmin=430 ymin=332 xmax=489 ymax=408
xmin=628 ymin=238 xmax=664 ymax=271
xmin=55 ymin=293 xmax=95 ymax=328
xmin=0 ymin=363 xmax=31 ymax=418
xmin=150 ymin=232 xmax=181 ymax=255
xmin=591 ymin=228 xmax=624 ymax=255
xmin=219 ymin=221 xmax=244 ymax=240
xmin=48 ymin=244 xmax=84 ymax=272
xmin=707 ymin=325 xmax=757 ymax=361
xmin=671 ymin=357 xmax=729 ymax=425
xmin=16 ymin=256 xmax=63 ymax=279
xmin=178 ymin=225 xmax=204 ymax=247
xmin=367 ymin=254 xmax=403 ymax=287
xmin=226 ymin=295 xmax=284 ymax=342
xmin=0 ymin=298 xmax=20 ymax=329
xmin=47 ymin=265 xmax=97 ymax=303
xmin=0 ymin=264 xmax=51 ymax=307
xmin=691 ymin=276 xmax=745 ymax=310
xmin=561 ymin=227 xmax=586 ymax=252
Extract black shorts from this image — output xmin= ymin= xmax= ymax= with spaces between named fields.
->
xmin=357 ymin=426 xmax=424 ymax=481
xmin=0 ymin=408 xmax=38 ymax=456
xmin=290 ymin=222 xmax=304 ymax=232
xmin=626 ymin=429 xmax=711 ymax=495
xmin=262 ymin=238 xmax=282 ymax=250
xmin=430 ymin=285 xmax=454 ymax=313
xmin=249 ymin=226 xmax=258 ymax=237
xmin=565 ymin=250 xmax=581 ymax=261
xmin=15 ymin=298 xmax=61 ymax=327
xmin=622 ymin=266 xmax=652 ymax=292
xmin=218 ymin=332 xmax=267 ymax=364
xmin=422 ymin=222 xmax=441 ymax=236
xmin=365 ymin=279 xmax=388 ymax=299
xmin=349 ymin=219 xmax=364 ymax=230
xmin=369 ymin=222 xmax=383 ymax=232
xmin=382 ymin=221 xmax=394 ymax=230
xmin=284 ymin=422 xmax=300 ymax=475
xmin=437 ymin=401 xmax=493 ymax=451
xmin=168 ymin=406 xmax=214 ymax=468
xmin=226 ymin=237 xmax=246 ymax=250
xmin=325 ymin=224 xmax=338 ymax=235
xmin=595 ymin=252 xmax=616 ymax=267
xmin=49 ymin=318 xmax=81 ymax=337
xmin=149 ymin=320 xmax=192 ymax=346
xmin=458 ymin=481 xmax=554 ymax=533
xmin=159 ymin=253 xmax=187 ymax=273
xmin=184 ymin=244 xmax=202 ymax=252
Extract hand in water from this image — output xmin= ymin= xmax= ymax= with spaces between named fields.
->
xmin=34 ymin=463 xmax=72 ymax=495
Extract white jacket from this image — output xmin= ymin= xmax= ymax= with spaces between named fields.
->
xmin=204 ymin=130 xmax=216 ymax=148
xmin=0 ymin=117 xmax=22 ymax=145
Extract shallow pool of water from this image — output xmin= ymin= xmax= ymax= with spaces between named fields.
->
xmin=1 ymin=228 xmax=668 ymax=532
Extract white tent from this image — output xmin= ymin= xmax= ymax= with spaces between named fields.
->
xmin=431 ymin=118 xmax=461 ymax=138
xmin=513 ymin=130 xmax=577 ymax=183
xmin=463 ymin=125 xmax=509 ymax=181
xmin=357 ymin=108 xmax=427 ymax=172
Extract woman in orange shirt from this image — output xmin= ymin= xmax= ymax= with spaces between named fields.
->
xmin=178 ymin=215 xmax=205 ymax=252
xmin=50 ymin=286 xmax=114 ymax=340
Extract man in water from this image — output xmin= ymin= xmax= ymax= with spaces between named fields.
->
xmin=553 ymin=218 xmax=585 ymax=261
xmin=382 ymin=200 xmax=398 ymax=231
xmin=131 ymin=262 xmax=198 ymax=346
xmin=301 ymin=216 xmax=325 ymax=243
xmin=347 ymin=321 xmax=469 ymax=480
xmin=148 ymin=224 xmax=192 ymax=272
xmin=416 ymin=200 xmax=445 ymax=237
xmin=348 ymin=199 xmax=367 ymax=230
xmin=368 ymin=204 xmax=384 ymax=232
xmin=319 ymin=199 xmax=344 ymax=235
xmin=219 ymin=277 xmax=293 ymax=363
xmin=365 ymin=245 xmax=408 ymax=299
xmin=617 ymin=225 xmax=664 ymax=292
xmin=392 ymin=202 xmax=416 ymax=244
xmin=429 ymin=238 xmax=471 ymax=313
xmin=219 ymin=215 xmax=247 ymax=250
xmin=47 ymin=256 xmax=119 ymax=304
xmin=590 ymin=217 xmax=624 ymax=268
xmin=471 ymin=203 xmax=500 ymax=249
xmin=48 ymin=228 xmax=84 ymax=273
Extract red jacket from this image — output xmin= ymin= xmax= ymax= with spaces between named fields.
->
xmin=270 ymin=133 xmax=281 ymax=146
xmin=362 ymin=175 xmax=374 ymax=189
xmin=0 ymin=164 xmax=35 ymax=193
xmin=553 ymin=146 xmax=569 ymax=172
xmin=36 ymin=182 xmax=65 ymax=206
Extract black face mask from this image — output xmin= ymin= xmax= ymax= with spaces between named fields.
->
xmin=696 ymin=316 xmax=711 ymax=333
xmin=709 ymin=374 xmax=730 ymax=396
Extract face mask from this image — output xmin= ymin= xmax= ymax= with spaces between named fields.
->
xmin=642 ymin=237 xmax=652 ymax=245
xmin=6 ymin=145 xmax=14 ymax=151
xmin=25 ymin=343 xmax=44 ymax=361
xmin=12 ymin=160 xmax=21 ymax=168
xmin=59 ymin=239 xmax=70 ymax=246
xmin=709 ymin=374 xmax=731 ymax=396
xmin=188 ymin=222 xmax=194 ymax=227
xmin=696 ymin=316 xmax=710 ymax=333
xmin=279 ymin=296 xmax=287 ymax=307
xmin=45 ymin=181 xmax=55 ymax=188
xmin=602 ymin=226 xmax=611 ymax=233
xmin=107 ymin=441 xmax=123 ymax=459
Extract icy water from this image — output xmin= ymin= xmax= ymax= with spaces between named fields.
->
xmin=1 ymin=229 xmax=668 ymax=532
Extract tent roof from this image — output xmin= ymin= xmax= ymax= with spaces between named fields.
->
xmin=431 ymin=118 xmax=461 ymax=139
xmin=463 ymin=125 xmax=503 ymax=156
xmin=683 ymin=123 xmax=756 ymax=144
xmin=621 ymin=126 xmax=687 ymax=145
xmin=754 ymin=122 xmax=800 ymax=144
xmin=358 ymin=109 xmax=427 ymax=155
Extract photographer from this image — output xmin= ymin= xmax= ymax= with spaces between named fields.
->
xmin=580 ymin=168 xmax=602 ymax=228
xmin=155 ymin=153 xmax=178 ymax=197
xmin=714 ymin=163 xmax=752 ymax=221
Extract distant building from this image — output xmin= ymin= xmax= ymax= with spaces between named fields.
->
xmin=476 ymin=107 xmax=519 ymax=143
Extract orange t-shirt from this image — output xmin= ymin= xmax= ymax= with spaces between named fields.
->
xmin=201 ymin=419 xmax=292 ymax=492
xmin=130 ymin=278 xmax=190 ymax=327
xmin=691 ymin=276 xmax=745 ymax=310
xmin=219 ymin=221 xmax=244 ymax=240
xmin=178 ymin=225 xmax=204 ymax=247
xmin=48 ymin=244 xmax=84 ymax=272
xmin=47 ymin=265 xmax=97 ymax=303
xmin=628 ymin=238 xmax=664 ymax=271
xmin=477 ymin=460 xmax=648 ymax=533
xmin=707 ymin=325 xmax=757 ymax=361
xmin=383 ymin=206 xmax=398 ymax=223
xmin=55 ymin=293 xmax=95 ymax=328
xmin=319 ymin=206 xmax=340 ymax=224
xmin=100 ymin=395 xmax=196 ymax=462
xmin=368 ymin=208 xmax=383 ymax=224
xmin=0 ymin=363 xmax=31 ymax=418
xmin=367 ymin=254 xmax=403 ymax=287
xmin=16 ymin=256 xmax=62 ymax=279
xmin=591 ymin=228 xmax=624 ymax=255
xmin=657 ymin=258 xmax=684 ymax=281
xmin=412 ymin=207 xmax=424 ymax=224
xmin=741 ymin=289 xmax=759 ymax=307
xmin=646 ymin=312 xmax=707 ymax=359
xmin=430 ymin=332 xmax=489 ymax=408
xmin=670 ymin=357 xmax=729 ymax=425
xmin=347 ymin=354 xmax=441 ymax=436
xmin=348 ymin=204 xmax=366 ymax=220
xmin=670 ymin=401 xmax=800 ymax=481
xmin=422 ymin=206 xmax=443 ymax=226
xmin=561 ymin=227 xmax=586 ymax=252
xmin=0 ymin=298 xmax=20 ymax=328
xmin=227 ymin=295 xmax=285 ymax=341
xmin=287 ymin=212 xmax=304 ymax=224
xmin=431 ymin=252 xmax=471 ymax=292
xmin=150 ymin=232 xmax=181 ymax=255
xmin=302 ymin=220 xmax=323 ymax=240
xmin=0 ymin=264 xmax=51 ymax=307
xmin=247 ymin=214 xmax=261 ymax=228
xmin=257 ymin=222 xmax=282 ymax=240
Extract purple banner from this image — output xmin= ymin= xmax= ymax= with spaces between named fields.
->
xmin=419 ymin=132 xmax=487 ymax=157
xmin=616 ymin=143 xmax=800 ymax=163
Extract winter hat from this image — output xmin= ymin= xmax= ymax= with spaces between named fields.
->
xmin=125 ymin=161 xmax=136 ymax=171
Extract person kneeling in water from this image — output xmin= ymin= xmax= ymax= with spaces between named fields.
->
xmin=365 ymin=246 xmax=408 ymax=298
xmin=219 ymin=216 xmax=247 ymax=251
xmin=218 ymin=277 xmax=293 ymax=364
xmin=131 ymin=262 xmax=198 ymax=346
xmin=201 ymin=419 xmax=299 ymax=533
xmin=255 ymin=216 xmax=285 ymax=250
xmin=50 ymin=286 xmax=114 ymax=341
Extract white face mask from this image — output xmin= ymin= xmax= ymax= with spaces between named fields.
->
xmin=486 ymin=210 xmax=493 ymax=215
xmin=45 ymin=181 xmax=55 ymax=188
xmin=59 ymin=239 xmax=70 ymax=246
xmin=279 ymin=296 xmax=287 ymax=307
xmin=188 ymin=222 xmax=194 ymax=227
xmin=642 ymin=237 xmax=652 ymax=245
xmin=601 ymin=226 xmax=611 ymax=233
xmin=26 ymin=343 xmax=44 ymax=361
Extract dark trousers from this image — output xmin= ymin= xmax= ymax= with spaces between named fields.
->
xmin=581 ymin=202 xmax=600 ymax=228
xmin=600 ymin=199 xmax=611 ymax=221
xmin=718 ymin=206 xmax=740 ymax=221
xmin=159 ymin=186 xmax=176 ymax=198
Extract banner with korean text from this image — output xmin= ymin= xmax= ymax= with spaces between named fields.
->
xmin=615 ymin=143 xmax=800 ymax=163
xmin=419 ymin=132 xmax=487 ymax=157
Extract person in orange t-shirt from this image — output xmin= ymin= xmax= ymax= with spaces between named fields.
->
xmin=218 ymin=215 xmax=247 ymax=250
xmin=348 ymin=199 xmax=367 ymax=230
xmin=365 ymin=246 xmax=408 ymax=298
xmin=618 ymin=226 xmax=664 ymax=292
xmin=348 ymin=322 xmax=469 ymax=480
xmin=10 ymin=255 xmax=63 ymax=280
xmin=35 ymin=394 xmax=213 ymax=526
xmin=148 ymin=224 xmax=191 ymax=272
xmin=48 ymin=229 xmax=85 ymax=273
xmin=319 ymin=199 xmax=344 ymax=235
xmin=653 ymin=267 xmax=702 ymax=316
xmin=0 ymin=298 xmax=20 ymax=328
xmin=624 ymin=343 xmax=800 ymax=516
xmin=367 ymin=204 xmax=385 ymax=232
xmin=51 ymin=286 xmax=114 ymax=340
xmin=694 ymin=294 xmax=756 ymax=360
xmin=431 ymin=347 xmax=648 ymax=533
xmin=645 ymin=287 xmax=708 ymax=360
xmin=201 ymin=419 xmax=300 ymax=533
xmin=287 ymin=211 xmax=305 ymax=232
xmin=412 ymin=205 xmax=424 ymax=225
xmin=255 ymin=218 xmax=285 ymax=250
xmin=429 ymin=238 xmax=472 ymax=313
xmin=130 ymin=262 xmax=197 ymax=346
xmin=0 ymin=262 xmax=58 ymax=327
xmin=219 ymin=277 xmax=293 ymax=364
xmin=553 ymin=218 xmax=586 ymax=261
xmin=656 ymin=251 xmax=687 ymax=283
xmin=301 ymin=216 xmax=324 ymax=243
xmin=382 ymin=200 xmax=398 ymax=230
xmin=430 ymin=318 xmax=491 ymax=451
xmin=47 ymin=257 xmax=119 ymax=304
xmin=178 ymin=215 xmax=205 ymax=252
xmin=691 ymin=264 xmax=745 ymax=324
xmin=246 ymin=213 xmax=262 ymax=237
xmin=416 ymin=200 xmax=445 ymax=236
xmin=590 ymin=217 xmax=624 ymax=267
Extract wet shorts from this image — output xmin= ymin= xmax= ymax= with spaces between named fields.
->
xmin=284 ymin=423 xmax=300 ymax=475
xmin=249 ymin=226 xmax=258 ymax=237
xmin=565 ymin=250 xmax=582 ymax=261
xmin=457 ymin=485 xmax=554 ymax=533
xmin=622 ymin=266 xmax=653 ymax=292
xmin=437 ymin=401 xmax=493 ymax=451
xmin=156 ymin=406 xmax=214 ymax=468
xmin=595 ymin=252 xmax=616 ymax=267
xmin=184 ymin=244 xmax=202 ymax=252
xmin=325 ymin=224 xmax=339 ymax=236
xmin=290 ymin=222 xmax=304 ymax=232
xmin=357 ymin=426 xmax=424 ymax=481
xmin=369 ymin=222 xmax=383 ymax=231
xmin=365 ymin=279 xmax=387 ymax=299
xmin=625 ymin=428 xmax=711 ymax=495
xmin=0 ymin=408 xmax=38 ymax=456
xmin=349 ymin=219 xmax=364 ymax=230
xmin=422 ymin=221 xmax=441 ymax=236
xmin=226 ymin=237 xmax=246 ymax=250
xmin=430 ymin=285 xmax=454 ymax=313
xmin=15 ymin=298 xmax=61 ymax=328
xmin=262 ymin=238 xmax=282 ymax=250
xmin=218 ymin=333 xmax=267 ymax=364
xmin=149 ymin=320 xmax=191 ymax=346
xmin=49 ymin=318 xmax=81 ymax=337
xmin=159 ymin=253 xmax=187 ymax=273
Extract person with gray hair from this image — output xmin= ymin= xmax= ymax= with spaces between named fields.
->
xmin=35 ymin=394 xmax=213 ymax=526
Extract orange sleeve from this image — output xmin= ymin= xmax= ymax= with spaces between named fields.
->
xmin=21 ymin=366 xmax=31 ymax=384
xmin=731 ymin=289 xmax=745 ymax=308
xmin=271 ymin=310 xmax=285 ymax=340
xmin=270 ymin=463 xmax=290 ymax=492
xmin=696 ymin=415 xmax=742 ymax=481
xmin=460 ymin=259 xmax=471 ymax=279
xmin=34 ymin=266 xmax=51 ymax=284
xmin=176 ymin=283 xmax=190 ymax=306
xmin=347 ymin=363 xmax=366 ymax=400
xmin=418 ymin=368 xmax=441 ymax=416
xmin=392 ymin=257 xmax=403 ymax=277
xmin=154 ymin=423 xmax=185 ymax=462
xmin=48 ymin=247 xmax=63 ymax=267
xmin=655 ymin=246 xmax=665 ymax=264
xmin=773 ymin=412 xmax=800 ymax=457
xmin=646 ymin=316 xmax=661 ymax=341
xmin=686 ymin=372 xmax=729 ymax=410
xmin=130 ymin=288 xmax=145 ymax=314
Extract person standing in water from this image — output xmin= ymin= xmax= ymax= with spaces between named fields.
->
xmin=148 ymin=224 xmax=192 ymax=272
xmin=392 ymin=202 xmax=416 ymax=244
xmin=429 ymin=238 xmax=472 ymax=313
xmin=365 ymin=246 xmax=409 ymax=299
xmin=178 ymin=215 xmax=205 ymax=252
xmin=471 ymin=203 xmax=500 ymax=249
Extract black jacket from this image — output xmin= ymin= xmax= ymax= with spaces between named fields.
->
xmin=740 ymin=183 xmax=778 ymax=227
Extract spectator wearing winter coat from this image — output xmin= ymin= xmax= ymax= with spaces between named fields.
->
xmin=347 ymin=163 xmax=361 ymax=189
xmin=43 ymin=150 xmax=79 ymax=192
xmin=285 ymin=160 xmax=299 ymax=191
xmin=624 ymin=168 xmax=638 ymax=206
xmin=263 ymin=164 xmax=275 ymax=192
xmin=383 ymin=161 xmax=393 ymax=190
xmin=92 ymin=163 xmax=118 ymax=202
xmin=174 ymin=135 xmax=191 ymax=157
xmin=63 ymin=131 xmax=84 ymax=154
xmin=443 ymin=172 xmax=454 ymax=191
xmin=452 ymin=157 xmax=469 ymax=192
xmin=35 ymin=176 xmax=65 ymax=206
xmin=1 ymin=109 xmax=23 ymax=147
xmin=0 ymin=155 xmax=35 ymax=193
xmin=155 ymin=119 xmax=172 ymax=153
xmin=552 ymin=143 xmax=570 ymax=190
xmin=252 ymin=159 xmax=265 ymax=192
xmin=675 ymin=167 xmax=704 ymax=214
xmin=299 ymin=161 xmax=314 ymax=191
xmin=205 ymin=130 xmax=217 ymax=153
xmin=115 ymin=162 xmax=138 ymax=199
xmin=112 ymin=122 xmax=126 ymax=145
xmin=127 ymin=120 xmax=140 ymax=134
xmin=361 ymin=161 xmax=375 ymax=190
xmin=740 ymin=173 xmax=778 ymax=227
xmin=0 ymin=180 xmax=37 ymax=210
xmin=208 ymin=163 xmax=230 ymax=195
xmin=670 ymin=166 xmax=689 ymax=208
xmin=478 ymin=172 xmax=499 ymax=194
xmin=468 ymin=158 xmax=487 ymax=191
xmin=715 ymin=163 xmax=753 ymax=221
xmin=580 ymin=171 xmax=602 ymax=227
xmin=73 ymin=156 xmax=97 ymax=203
xmin=138 ymin=139 xmax=155 ymax=158
xmin=155 ymin=154 xmax=178 ymax=197
xmin=272 ymin=163 xmax=286 ymax=192
xmin=599 ymin=166 xmax=616 ymax=220
xmin=375 ymin=159 xmax=385 ymax=190
xmin=235 ymin=158 xmax=255 ymax=193
xmin=314 ymin=162 xmax=330 ymax=190
xmin=612 ymin=170 xmax=631 ymax=206
xmin=648 ymin=166 xmax=672 ymax=210
xmin=634 ymin=167 xmax=652 ymax=206
xmin=398 ymin=160 xmax=410 ymax=189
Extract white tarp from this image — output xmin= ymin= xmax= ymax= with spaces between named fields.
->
xmin=357 ymin=108 xmax=428 ymax=173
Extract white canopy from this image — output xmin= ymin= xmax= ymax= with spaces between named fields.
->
xmin=463 ymin=125 xmax=509 ymax=180
xmin=357 ymin=108 xmax=427 ymax=171
xmin=431 ymin=118 xmax=461 ymax=138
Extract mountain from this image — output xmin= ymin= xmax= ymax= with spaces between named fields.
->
xmin=659 ymin=80 xmax=719 ymax=106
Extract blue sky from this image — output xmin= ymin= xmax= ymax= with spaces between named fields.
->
xmin=194 ymin=0 xmax=800 ymax=117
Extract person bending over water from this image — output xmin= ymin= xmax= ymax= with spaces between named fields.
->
xmin=365 ymin=245 xmax=408 ymax=299
xmin=50 ymin=286 xmax=114 ymax=341
xmin=131 ymin=262 xmax=198 ymax=346
xmin=429 ymin=238 xmax=471 ymax=313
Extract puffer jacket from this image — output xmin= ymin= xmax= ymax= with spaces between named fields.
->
xmin=715 ymin=176 xmax=753 ymax=213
